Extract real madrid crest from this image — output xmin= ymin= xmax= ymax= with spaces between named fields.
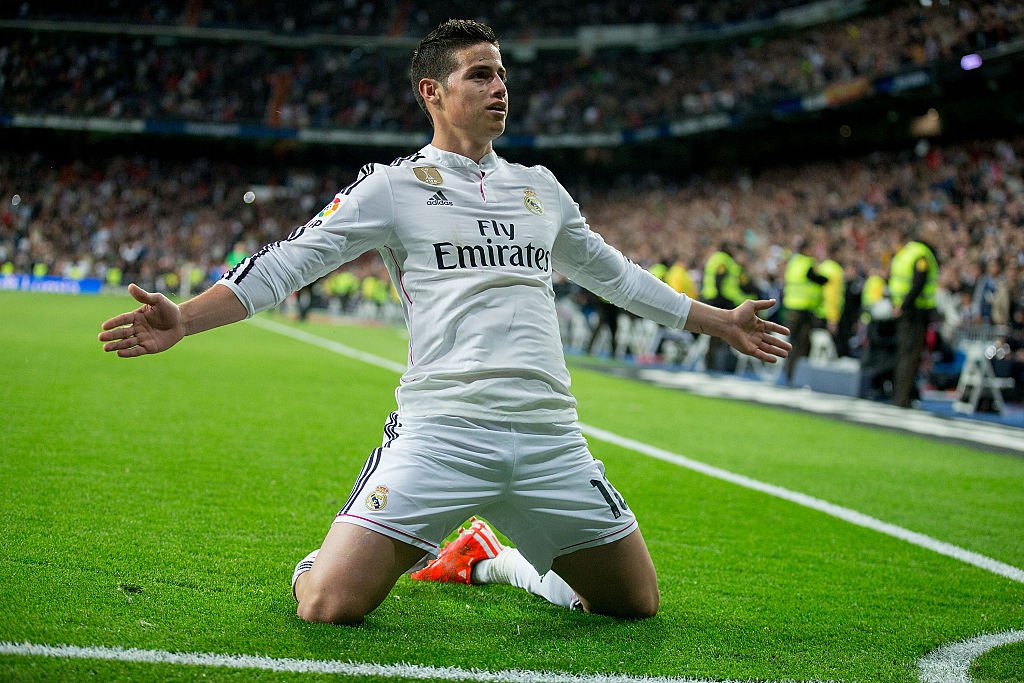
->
xmin=365 ymin=485 xmax=389 ymax=511
xmin=413 ymin=166 xmax=444 ymax=186
xmin=523 ymin=189 xmax=544 ymax=215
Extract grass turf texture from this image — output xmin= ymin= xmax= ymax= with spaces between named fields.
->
xmin=1 ymin=290 xmax=1022 ymax=682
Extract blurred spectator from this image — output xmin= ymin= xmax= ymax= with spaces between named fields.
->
xmin=972 ymin=258 xmax=1003 ymax=324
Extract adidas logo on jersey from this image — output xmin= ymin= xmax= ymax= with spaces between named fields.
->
xmin=426 ymin=190 xmax=453 ymax=206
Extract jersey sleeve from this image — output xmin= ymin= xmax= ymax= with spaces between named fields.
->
xmin=218 ymin=165 xmax=395 ymax=316
xmin=549 ymin=177 xmax=691 ymax=329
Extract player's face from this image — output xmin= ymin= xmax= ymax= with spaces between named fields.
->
xmin=438 ymin=42 xmax=508 ymax=142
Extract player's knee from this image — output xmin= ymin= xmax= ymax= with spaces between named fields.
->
xmin=296 ymin=586 xmax=367 ymax=625
xmin=616 ymin=588 xmax=659 ymax=619
xmin=584 ymin=587 xmax=659 ymax=620
xmin=628 ymin=590 xmax=659 ymax=619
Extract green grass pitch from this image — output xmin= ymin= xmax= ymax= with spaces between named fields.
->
xmin=1 ymin=290 xmax=1022 ymax=682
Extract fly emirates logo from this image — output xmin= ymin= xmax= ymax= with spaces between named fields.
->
xmin=433 ymin=219 xmax=550 ymax=272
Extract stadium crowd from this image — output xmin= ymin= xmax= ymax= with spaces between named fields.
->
xmin=3 ymin=135 xmax=1023 ymax=380
xmin=5 ymin=0 xmax=843 ymax=37
xmin=3 ymin=1 xmax=1023 ymax=134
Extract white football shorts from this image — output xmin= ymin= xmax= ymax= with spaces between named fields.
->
xmin=335 ymin=412 xmax=638 ymax=573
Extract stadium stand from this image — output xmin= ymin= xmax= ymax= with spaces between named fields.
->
xmin=1 ymin=0 xmax=863 ymax=36
xmin=3 ymin=1 xmax=1023 ymax=135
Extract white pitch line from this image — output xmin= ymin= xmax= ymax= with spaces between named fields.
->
xmin=918 ymin=629 xmax=1024 ymax=683
xmin=248 ymin=317 xmax=1024 ymax=586
xmin=0 ymin=641 xmax=830 ymax=683
xmin=5 ymin=631 xmax=1023 ymax=683
xmin=580 ymin=424 xmax=1024 ymax=585
xmin=249 ymin=318 xmax=406 ymax=373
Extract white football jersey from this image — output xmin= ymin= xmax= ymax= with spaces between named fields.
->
xmin=219 ymin=145 xmax=692 ymax=422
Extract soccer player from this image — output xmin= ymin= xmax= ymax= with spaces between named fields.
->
xmin=99 ymin=19 xmax=790 ymax=624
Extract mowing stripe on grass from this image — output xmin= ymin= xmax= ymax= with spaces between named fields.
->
xmin=248 ymin=317 xmax=1024 ymax=586
xmin=0 ymin=641 xmax=835 ymax=683
xmin=918 ymin=629 xmax=1024 ymax=683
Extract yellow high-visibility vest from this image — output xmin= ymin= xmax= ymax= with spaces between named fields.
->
xmin=817 ymin=259 xmax=844 ymax=323
xmin=702 ymin=251 xmax=746 ymax=305
xmin=783 ymin=253 xmax=821 ymax=311
xmin=889 ymin=241 xmax=937 ymax=309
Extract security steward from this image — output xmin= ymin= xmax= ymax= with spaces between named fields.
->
xmin=702 ymin=243 xmax=757 ymax=371
xmin=783 ymin=238 xmax=828 ymax=384
xmin=888 ymin=226 xmax=939 ymax=408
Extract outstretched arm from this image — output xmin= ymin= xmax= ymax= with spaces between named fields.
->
xmin=98 ymin=283 xmax=247 ymax=358
xmin=685 ymin=299 xmax=791 ymax=362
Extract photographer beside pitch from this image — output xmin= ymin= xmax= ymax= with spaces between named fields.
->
xmin=99 ymin=19 xmax=790 ymax=624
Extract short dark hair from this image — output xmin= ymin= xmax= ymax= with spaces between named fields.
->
xmin=410 ymin=19 xmax=499 ymax=126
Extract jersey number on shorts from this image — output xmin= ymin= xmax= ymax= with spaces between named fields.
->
xmin=590 ymin=478 xmax=628 ymax=519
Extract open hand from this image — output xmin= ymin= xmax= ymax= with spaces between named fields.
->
xmin=725 ymin=299 xmax=791 ymax=363
xmin=98 ymin=284 xmax=186 ymax=357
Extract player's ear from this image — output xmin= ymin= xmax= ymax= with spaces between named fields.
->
xmin=419 ymin=78 xmax=442 ymax=109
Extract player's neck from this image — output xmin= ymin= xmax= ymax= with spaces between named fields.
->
xmin=430 ymin=131 xmax=494 ymax=164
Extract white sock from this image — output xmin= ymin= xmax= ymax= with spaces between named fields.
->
xmin=291 ymin=549 xmax=318 ymax=600
xmin=473 ymin=548 xmax=579 ymax=609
